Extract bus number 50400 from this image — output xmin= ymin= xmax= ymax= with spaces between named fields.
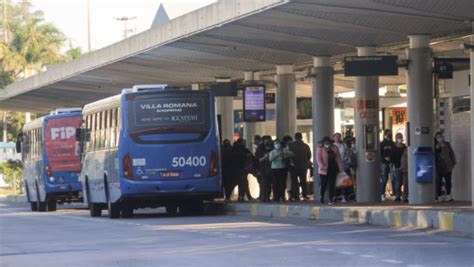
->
xmin=172 ymin=156 xmax=207 ymax=167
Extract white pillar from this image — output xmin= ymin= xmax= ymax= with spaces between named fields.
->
xmin=216 ymin=97 xmax=234 ymax=143
xmin=407 ymin=35 xmax=435 ymax=204
xmin=312 ymin=56 xmax=334 ymax=202
xmin=355 ymin=46 xmax=381 ymax=203
xmin=470 ymin=28 xmax=474 ymax=206
xmin=243 ymin=71 xmax=258 ymax=151
xmin=275 ymin=65 xmax=296 ymax=139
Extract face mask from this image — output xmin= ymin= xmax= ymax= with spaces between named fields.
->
xmin=437 ymin=137 xmax=444 ymax=143
xmin=397 ymin=138 xmax=403 ymax=144
xmin=324 ymin=144 xmax=330 ymax=149
xmin=351 ymin=144 xmax=356 ymax=149
xmin=274 ymin=144 xmax=281 ymax=149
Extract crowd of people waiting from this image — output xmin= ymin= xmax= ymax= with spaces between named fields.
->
xmin=220 ymin=129 xmax=456 ymax=204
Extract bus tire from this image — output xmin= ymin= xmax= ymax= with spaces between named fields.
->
xmin=165 ymin=205 xmax=178 ymax=216
xmin=108 ymin=201 xmax=121 ymax=219
xmin=47 ymin=198 xmax=57 ymax=212
xmin=30 ymin=202 xmax=38 ymax=212
xmin=90 ymin=203 xmax=102 ymax=217
xmin=121 ymin=204 xmax=134 ymax=218
xmin=38 ymin=201 xmax=47 ymax=212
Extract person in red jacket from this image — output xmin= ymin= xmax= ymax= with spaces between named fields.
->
xmin=316 ymin=136 xmax=344 ymax=205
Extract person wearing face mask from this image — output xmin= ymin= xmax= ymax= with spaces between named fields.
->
xmin=380 ymin=129 xmax=395 ymax=201
xmin=390 ymin=133 xmax=407 ymax=202
xmin=269 ymin=139 xmax=294 ymax=202
xmin=316 ymin=136 xmax=344 ymax=204
xmin=434 ymin=132 xmax=456 ymax=202
xmin=255 ymin=136 xmax=274 ymax=201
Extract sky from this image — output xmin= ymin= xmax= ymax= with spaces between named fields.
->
xmin=30 ymin=0 xmax=217 ymax=51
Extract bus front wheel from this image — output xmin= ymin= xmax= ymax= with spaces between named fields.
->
xmin=89 ymin=203 xmax=102 ymax=217
xmin=30 ymin=202 xmax=38 ymax=212
xmin=165 ymin=205 xmax=178 ymax=216
xmin=38 ymin=201 xmax=47 ymax=212
xmin=121 ymin=204 xmax=134 ymax=218
xmin=108 ymin=201 xmax=121 ymax=219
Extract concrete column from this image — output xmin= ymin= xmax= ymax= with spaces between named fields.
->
xmin=312 ymin=56 xmax=334 ymax=201
xmin=355 ymin=47 xmax=381 ymax=203
xmin=406 ymin=35 xmax=435 ymax=204
xmin=243 ymin=71 xmax=258 ymax=152
xmin=275 ymin=65 xmax=296 ymax=139
xmin=470 ymin=29 xmax=474 ymax=206
xmin=216 ymin=96 xmax=234 ymax=143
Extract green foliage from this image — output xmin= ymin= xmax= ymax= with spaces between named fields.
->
xmin=0 ymin=111 xmax=25 ymax=141
xmin=0 ymin=160 xmax=22 ymax=189
xmin=0 ymin=0 xmax=79 ymax=89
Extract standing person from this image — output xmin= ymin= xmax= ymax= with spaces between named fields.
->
xmin=316 ymin=136 xmax=344 ymax=205
xmin=289 ymin=132 xmax=312 ymax=201
xmin=256 ymin=136 xmax=274 ymax=202
xmin=269 ymin=139 xmax=293 ymax=202
xmin=400 ymin=146 xmax=409 ymax=203
xmin=380 ymin=129 xmax=395 ymax=201
xmin=341 ymin=137 xmax=357 ymax=202
xmin=232 ymin=139 xmax=253 ymax=202
xmin=434 ymin=132 xmax=456 ymax=202
xmin=282 ymin=135 xmax=294 ymax=198
xmin=252 ymin=135 xmax=262 ymax=155
xmin=221 ymin=139 xmax=234 ymax=201
xmin=391 ymin=133 xmax=407 ymax=202
xmin=333 ymin=133 xmax=345 ymax=161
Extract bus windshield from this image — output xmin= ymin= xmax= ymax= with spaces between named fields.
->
xmin=126 ymin=92 xmax=211 ymax=143
xmin=44 ymin=116 xmax=82 ymax=171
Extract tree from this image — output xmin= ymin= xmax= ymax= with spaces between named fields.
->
xmin=0 ymin=111 xmax=25 ymax=141
xmin=0 ymin=0 xmax=80 ymax=88
xmin=0 ymin=160 xmax=22 ymax=192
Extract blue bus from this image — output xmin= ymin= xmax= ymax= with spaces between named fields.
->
xmin=77 ymin=85 xmax=221 ymax=218
xmin=16 ymin=108 xmax=83 ymax=212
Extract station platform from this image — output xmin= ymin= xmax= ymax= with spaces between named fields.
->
xmin=223 ymin=200 xmax=474 ymax=237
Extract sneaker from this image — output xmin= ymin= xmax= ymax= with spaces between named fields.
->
xmin=328 ymin=201 xmax=334 ymax=205
xmin=437 ymin=195 xmax=445 ymax=202
xmin=381 ymin=195 xmax=386 ymax=201
xmin=341 ymin=197 xmax=347 ymax=203
xmin=445 ymin=195 xmax=454 ymax=202
xmin=394 ymin=197 xmax=401 ymax=202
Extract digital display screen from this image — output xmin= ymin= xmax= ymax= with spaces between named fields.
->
xmin=243 ymin=85 xmax=266 ymax=122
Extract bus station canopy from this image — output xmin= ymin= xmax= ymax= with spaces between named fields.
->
xmin=1 ymin=0 xmax=473 ymax=112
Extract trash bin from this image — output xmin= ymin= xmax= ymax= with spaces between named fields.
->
xmin=413 ymin=147 xmax=434 ymax=183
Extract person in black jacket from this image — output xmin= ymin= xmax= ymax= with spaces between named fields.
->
xmin=380 ymin=129 xmax=394 ymax=201
xmin=255 ymin=136 xmax=274 ymax=202
xmin=391 ymin=133 xmax=407 ymax=202
xmin=434 ymin=132 xmax=456 ymax=202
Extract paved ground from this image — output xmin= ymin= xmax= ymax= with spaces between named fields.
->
xmin=0 ymin=203 xmax=473 ymax=267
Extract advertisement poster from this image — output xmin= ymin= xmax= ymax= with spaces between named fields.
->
xmin=44 ymin=116 xmax=82 ymax=171
xmin=392 ymin=107 xmax=407 ymax=136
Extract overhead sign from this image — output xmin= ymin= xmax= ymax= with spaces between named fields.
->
xmin=243 ymin=85 xmax=266 ymax=122
xmin=344 ymin=56 xmax=398 ymax=77
xmin=209 ymin=82 xmax=239 ymax=97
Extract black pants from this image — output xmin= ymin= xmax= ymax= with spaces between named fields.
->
xmin=291 ymin=168 xmax=307 ymax=199
xmin=436 ymin=171 xmax=452 ymax=196
xmin=261 ymin=172 xmax=273 ymax=201
xmin=320 ymin=168 xmax=337 ymax=202
xmin=238 ymin=172 xmax=252 ymax=200
xmin=272 ymin=168 xmax=287 ymax=202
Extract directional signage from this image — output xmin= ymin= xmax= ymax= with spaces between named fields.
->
xmin=344 ymin=56 xmax=398 ymax=77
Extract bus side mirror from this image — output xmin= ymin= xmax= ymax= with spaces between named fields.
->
xmin=76 ymin=128 xmax=82 ymax=141
xmin=16 ymin=133 xmax=23 ymax=153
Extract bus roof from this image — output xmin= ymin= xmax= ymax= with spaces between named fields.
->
xmin=83 ymin=94 xmax=121 ymax=115
xmin=22 ymin=111 xmax=83 ymax=132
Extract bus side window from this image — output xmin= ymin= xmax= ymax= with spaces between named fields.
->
xmin=91 ymin=113 xmax=96 ymax=151
xmin=104 ymin=110 xmax=109 ymax=148
xmin=116 ymin=107 xmax=120 ymax=146
xmin=86 ymin=115 xmax=91 ymax=152
xmin=100 ymin=111 xmax=105 ymax=149
xmin=110 ymin=109 xmax=116 ymax=148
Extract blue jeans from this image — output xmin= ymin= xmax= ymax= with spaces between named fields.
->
xmin=380 ymin=163 xmax=395 ymax=196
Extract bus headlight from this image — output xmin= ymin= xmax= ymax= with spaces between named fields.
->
xmin=49 ymin=177 xmax=55 ymax=183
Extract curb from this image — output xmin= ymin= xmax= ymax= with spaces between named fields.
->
xmin=0 ymin=194 xmax=27 ymax=203
xmin=225 ymin=203 xmax=474 ymax=236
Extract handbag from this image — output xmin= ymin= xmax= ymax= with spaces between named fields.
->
xmin=335 ymin=171 xmax=353 ymax=189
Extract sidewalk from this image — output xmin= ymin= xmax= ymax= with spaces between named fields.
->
xmin=225 ymin=201 xmax=474 ymax=237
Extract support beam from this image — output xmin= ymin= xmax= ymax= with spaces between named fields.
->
xmin=355 ymin=46 xmax=381 ymax=203
xmin=406 ymin=35 xmax=435 ymax=205
xmin=470 ymin=26 xmax=474 ymax=207
xmin=275 ymin=65 xmax=296 ymax=139
xmin=312 ymin=56 xmax=334 ymax=202
xmin=215 ymin=78 xmax=234 ymax=143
